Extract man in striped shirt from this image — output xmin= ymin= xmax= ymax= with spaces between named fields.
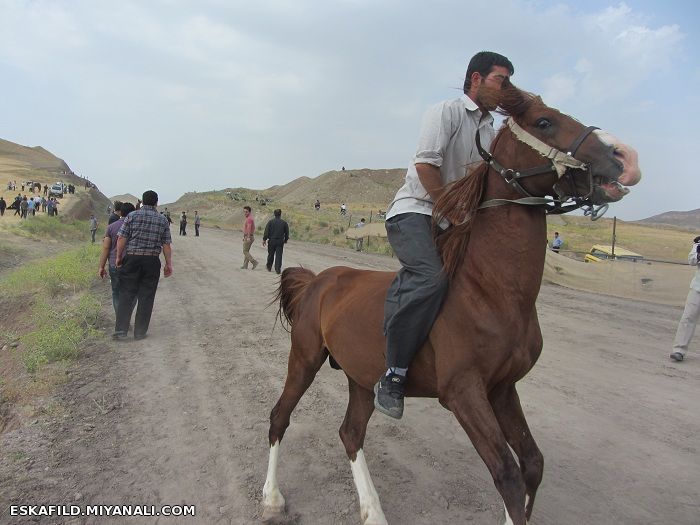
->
xmin=113 ymin=190 xmax=173 ymax=341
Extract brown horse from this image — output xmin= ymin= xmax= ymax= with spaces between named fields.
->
xmin=262 ymin=85 xmax=641 ymax=525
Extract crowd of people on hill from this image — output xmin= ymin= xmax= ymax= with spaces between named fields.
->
xmin=0 ymin=192 xmax=62 ymax=218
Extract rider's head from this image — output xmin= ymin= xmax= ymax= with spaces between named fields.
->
xmin=463 ymin=51 xmax=514 ymax=111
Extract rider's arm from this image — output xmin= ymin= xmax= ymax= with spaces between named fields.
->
xmin=416 ymin=163 xmax=444 ymax=202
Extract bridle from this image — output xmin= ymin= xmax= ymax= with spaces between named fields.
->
xmin=475 ymin=118 xmax=610 ymax=220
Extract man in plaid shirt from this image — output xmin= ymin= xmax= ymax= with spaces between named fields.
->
xmin=114 ymin=190 xmax=173 ymax=341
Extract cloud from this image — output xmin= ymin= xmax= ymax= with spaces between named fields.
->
xmin=535 ymin=3 xmax=685 ymax=109
xmin=0 ymin=0 xmax=695 ymax=220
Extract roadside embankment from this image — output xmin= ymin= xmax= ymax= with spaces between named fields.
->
xmin=0 ymin=216 xmax=105 ymax=434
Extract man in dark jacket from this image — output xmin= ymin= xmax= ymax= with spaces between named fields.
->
xmin=263 ymin=209 xmax=289 ymax=274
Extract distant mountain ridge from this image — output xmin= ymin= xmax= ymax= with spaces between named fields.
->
xmin=109 ymin=193 xmax=140 ymax=205
xmin=636 ymin=209 xmax=700 ymax=230
xmin=265 ymin=168 xmax=405 ymax=205
xmin=162 ymin=168 xmax=407 ymax=222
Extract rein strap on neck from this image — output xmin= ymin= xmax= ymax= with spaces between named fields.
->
xmin=506 ymin=119 xmax=588 ymax=177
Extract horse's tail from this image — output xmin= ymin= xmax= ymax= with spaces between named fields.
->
xmin=274 ymin=267 xmax=316 ymax=330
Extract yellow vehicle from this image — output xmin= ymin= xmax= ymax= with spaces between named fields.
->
xmin=584 ymin=244 xmax=644 ymax=263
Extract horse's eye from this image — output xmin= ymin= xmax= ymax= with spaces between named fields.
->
xmin=535 ymin=118 xmax=551 ymax=130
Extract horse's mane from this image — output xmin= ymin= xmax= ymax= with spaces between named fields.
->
xmin=433 ymin=84 xmax=538 ymax=278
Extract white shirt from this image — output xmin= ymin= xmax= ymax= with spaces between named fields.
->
xmin=688 ymin=243 xmax=700 ymax=292
xmin=387 ymin=94 xmax=495 ymax=219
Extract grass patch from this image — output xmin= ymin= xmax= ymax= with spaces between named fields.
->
xmin=0 ymin=242 xmax=103 ymax=373
xmin=11 ymin=215 xmax=87 ymax=242
xmin=0 ymin=244 xmax=100 ymax=297
xmin=9 ymin=451 xmax=29 ymax=461
xmin=20 ymin=294 xmax=101 ymax=373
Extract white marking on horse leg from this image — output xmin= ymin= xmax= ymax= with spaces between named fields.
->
xmin=502 ymin=496 xmax=529 ymax=525
xmin=262 ymin=442 xmax=285 ymax=517
xmin=350 ymin=449 xmax=387 ymax=525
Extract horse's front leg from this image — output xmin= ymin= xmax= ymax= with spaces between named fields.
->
xmin=491 ymin=384 xmax=543 ymax=521
xmin=445 ymin=382 xmax=529 ymax=525
xmin=262 ymin=441 xmax=286 ymax=521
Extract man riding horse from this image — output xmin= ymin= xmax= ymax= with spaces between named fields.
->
xmin=376 ymin=51 xmax=515 ymax=419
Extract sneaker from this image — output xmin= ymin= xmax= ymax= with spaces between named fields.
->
xmin=670 ymin=352 xmax=684 ymax=362
xmin=374 ymin=373 xmax=406 ymax=419
xmin=112 ymin=331 xmax=128 ymax=341
xmin=240 ymin=265 xmax=247 ymax=270
xmin=134 ymin=333 xmax=148 ymax=341
xmin=252 ymin=261 xmax=258 ymax=270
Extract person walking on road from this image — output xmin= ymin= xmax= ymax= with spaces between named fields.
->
xmin=113 ymin=190 xmax=173 ymax=341
xmin=671 ymin=236 xmax=700 ymax=362
xmin=263 ymin=208 xmax=289 ymax=274
xmin=194 ymin=211 xmax=201 ymax=237
xmin=89 ymin=214 xmax=99 ymax=243
xmin=0 ymin=196 xmax=6 ymax=216
xmin=241 ymin=206 xmax=259 ymax=270
xmin=179 ymin=211 xmax=187 ymax=236
xmin=98 ymin=202 xmax=136 ymax=316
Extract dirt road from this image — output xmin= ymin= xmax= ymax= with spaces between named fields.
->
xmin=2 ymin=227 xmax=698 ymax=524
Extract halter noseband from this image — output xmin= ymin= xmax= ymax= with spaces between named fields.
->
xmin=476 ymin=118 xmax=608 ymax=219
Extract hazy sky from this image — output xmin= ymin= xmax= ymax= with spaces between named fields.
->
xmin=1 ymin=0 xmax=697 ymax=219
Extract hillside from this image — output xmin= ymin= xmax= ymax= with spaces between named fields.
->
xmin=162 ymin=168 xmax=406 ymax=227
xmin=109 ymin=193 xmax=140 ymax=205
xmin=0 ymin=137 xmax=111 ymax=220
xmin=266 ymin=168 xmax=406 ymax=205
xmin=637 ymin=208 xmax=700 ymax=230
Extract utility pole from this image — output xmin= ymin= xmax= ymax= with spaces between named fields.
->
xmin=611 ymin=216 xmax=617 ymax=259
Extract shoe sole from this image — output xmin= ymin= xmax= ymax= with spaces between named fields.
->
xmin=670 ymin=353 xmax=684 ymax=362
xmin=373 ymin=383 xmax=403 ymax=419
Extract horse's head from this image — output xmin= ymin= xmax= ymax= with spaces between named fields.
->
xmin=493 ymin=86 xmax=641 ymax=208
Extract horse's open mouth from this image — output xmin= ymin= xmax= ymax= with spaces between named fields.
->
xmin=597 ymin=179 xmax=631 ymax=202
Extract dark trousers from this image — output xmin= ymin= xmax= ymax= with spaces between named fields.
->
xmin=90 ymin=229 xmax=97 ymax=242
xmin=0 ymin=208 xmax=4 ymax=216
xmin=195 ymin=224 xmax=200 ymax=236
xmin=108 ymin=265 xmax=120 ymax=315
xmin=115 ymin=255 xmax=161 ymax=337
xmin=383 ymin=213 xmax=449 ymax=369
xmin=179 ymin=223 xmax=187 ymax=235
xmin=266 ymin=241 xmax=285 ymax=274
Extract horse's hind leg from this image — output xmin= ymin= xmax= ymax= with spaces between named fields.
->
xmin=262 ymin=338 xmax=326 ymax=522
xmin=446 ymin=383 xmax=528 ymax=525
xmin=491 ymin=384 xmax=543 ymax=521
xmin=339 ymin=378 xmax=387 ymax=525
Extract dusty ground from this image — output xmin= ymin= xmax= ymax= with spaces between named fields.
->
xmin=1 ymin=227 xmax=699 ymax=525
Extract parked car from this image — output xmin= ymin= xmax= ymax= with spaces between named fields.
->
xmin=584 ymin=244 xmax=644 ymax=263
xmin=48 ymin=184 xmax=64 ymax=198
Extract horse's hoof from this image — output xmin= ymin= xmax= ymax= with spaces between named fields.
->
xmin=261 ymin=505 xmax=286 ymax=524
xmin=362 ymin=510 xmax=388 ymax=525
